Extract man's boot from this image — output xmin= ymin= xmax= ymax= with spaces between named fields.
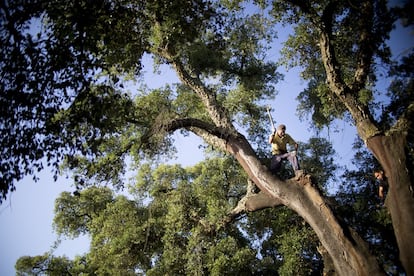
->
xmin=295 ymin=170 xmax=304 ymax=180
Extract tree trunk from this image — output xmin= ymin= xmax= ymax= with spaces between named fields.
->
xmin=318 ymin=14 xmax=414 ymax=273
xmin=226 ymin=134 xmax=384 ymax=275
xmin=164 ymin=49 xmax=384 ymax=275
xmin=317 ymin=245 xmax=336 ymax=276
xmin=367 ymin=134 xmax=414 ymax=275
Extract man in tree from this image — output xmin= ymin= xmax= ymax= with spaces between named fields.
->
xmin=2 ymin=0 xmax=411 ymax=274
xmin=268 ymin=124 xmax=302 ymax=179
xmin=374 ymin=169 xmax=389 ymax=204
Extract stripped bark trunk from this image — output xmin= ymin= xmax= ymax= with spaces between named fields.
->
xmin=228 ymin=181 xmax=339 ymax=275
xmin=367 ymin=134 xmax=414 ymax=275
xmin=318 ymin=245 xmax=336 ymax=276
xmin=225 ymin=135 xmax=384 ymax=275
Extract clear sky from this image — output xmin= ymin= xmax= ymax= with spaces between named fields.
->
xmin=0 ymin=9 xmax=413 ymax=276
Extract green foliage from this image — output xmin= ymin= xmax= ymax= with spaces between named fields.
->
xmin=5 ymin=0 xmax=413 ymax=274
xmin=0 ymin=0 xmax=146 ymax=198
xmin=136 ymin=157 xmax=257 ymax=275
xmin=43 ymin=0 xmax=148 ymax=73
xmin=381 ymin=50 xmax=414 ymax=126
xmin=16 ymin=254 xmax=97 ymax=275
xmin=88 ymin=196 xmax=151 ymax=275
xmin=299 ymin=137 xmax=339 ymax=190
xmin=243 ymin=207 xmax=322 ymax=275
xmin=276 ymin=226 xmax=319 ymax=276
xmin=0 ymin=0 xmax=281 ymax=201
xmin=16 ymin=134 xmax=340 ymax=274
xmin=296 ymin=76 xmax=348 ymax=130
xmin=16 ymin=254 xmax=73 ymax=276
xmin=275 ymin=0 xmax=396 ymax=130
xmin=206 ymin=237 xmax=256 ymax=275
xmin=53 ymin=187 xmax=114 ymax=238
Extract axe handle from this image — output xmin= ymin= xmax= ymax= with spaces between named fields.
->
xmin=266 ymin=107 xmax=276 ymax=132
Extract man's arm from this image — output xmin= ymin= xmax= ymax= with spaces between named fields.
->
xmin=379 ymin=185 xmax=384 ymax=199
xmin=268 ymin=131 xmax=275 ymax=144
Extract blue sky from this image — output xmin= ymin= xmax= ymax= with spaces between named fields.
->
xmin=1 ymin=11 xmax=413 ymax=276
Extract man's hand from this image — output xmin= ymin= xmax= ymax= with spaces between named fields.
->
xmin=268 ymin=133 xmax=274 ymax=144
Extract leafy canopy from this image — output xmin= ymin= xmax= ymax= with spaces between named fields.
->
xmin=0 ymin=0 xmax=279 ymax=201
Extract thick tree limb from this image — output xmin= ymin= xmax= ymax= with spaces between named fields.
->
xmin=161 ymin=117 xmax=228 ymax=139
xmin=351 ymin=1 xmax=374 ymax=92
xmin=199 ymin=179 xmax=284 ymax=235
xmin=160 ymin=49 xmax=236 ymax=133
xmin=318 ymin=21 xmax=381 ymax=141
xmin=227 ymin=179 xmax=283 ymax=221
xmin=153 ymin=12 xmax=385 ymax=274
xmin=289 ymin=0 xmax=381 ymax=141
xmin=157 ymin=117 xmax=231 ymax=152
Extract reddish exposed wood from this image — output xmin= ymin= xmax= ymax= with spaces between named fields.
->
xmin=367 ymin=134 xmax=414 ymax=275
xmin=225 ymin=135 xmax=384 ymax=275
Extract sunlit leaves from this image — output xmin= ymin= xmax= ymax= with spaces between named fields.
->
xmin=296 ymin=80 xmax=347 ymax=129
xmin=17 ymin=133 xmax=341 ymax=274
xmin=53 ymin=187 xmax=113 ymax=238
xmin=276 ymin=226 xmax=319 ymax=275
xmin=88 ymin=196 xmax=150 ymax=275
xmin=274 ymin=0 xmax=398 ymax=132
xmin=0 ymin=0 xmax=284 ymax=202
xmin=206 ymin=237 xmax=256 ymax=275
xmin=299 ymin=137 xmax=339 ymax=190
xmin=16 ymin=254 xmax=74 ymax=276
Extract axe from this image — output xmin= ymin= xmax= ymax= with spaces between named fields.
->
xmin=266 ymin=106 xmax=276 ymax=133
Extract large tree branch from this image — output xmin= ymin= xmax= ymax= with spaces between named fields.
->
xmin=159 ymin=49 xmax=236 ymax=133
xmin=199 ymin=179 xmax=284 ymax=235
xmin=228 ymin=179 xmax=283 ymax=219
xmin=290 ymin=0 xmax=381 ymax=141
xmin=161 ymin=117 xmax=228 ymax=139
xmin=158 ymin=117 xmax=231 ymax=152
xmin=159 ymin=117 xmax=287 ymax=205
xmin=300 ymin=0 xmax=374 ymax=93
xmin=318 ymin=16 xmax=381 ymax=141
xmin=350 ymin=1 xmax=374 ymax=92
xmin=157 ymin=118 xmax=287 ymax=217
